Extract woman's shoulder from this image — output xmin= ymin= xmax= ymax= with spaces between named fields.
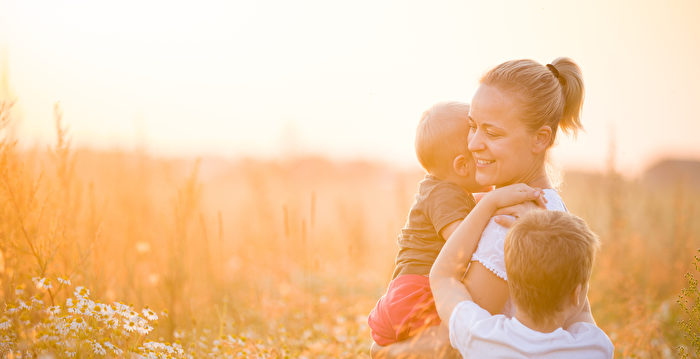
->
xmin=542 ymin=189 xmax=567 ymax=212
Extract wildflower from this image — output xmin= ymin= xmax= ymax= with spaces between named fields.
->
xmin=14 ymin=287 xmax=24 ymax=296
xmin=75 ymin=299 xmax=93 ymax=316
xmin=105 ymin=317 xmax=119 ymax=329
xmin=0 ymin=318 xmax=11 ymax=330
xmin=103 ymin=341 xmax=116 ymax=349
xmin=124 ymin=318 xmax=138 ymax=332
xmin=142 ymin=307 xmax=158 ymax=321
xmin=66 ymin=298 xmax=74 ymax=308
xmin=91 ymin=341 xmax=107 ymax=355
xmin=69 ymin=316 xmax=87 ymax=332
xmin=135 ymin=321 xmax=153 ymax=335
xmin=5 ymin=304 xmax=19 ymax=315
xmin=17 ymin=299 xmax=30 ymax=310
xmin=46 ymin=306 xmax=61 ymax=316
xmin=74 ymin=286 xmax=90 ymax=298
xmin=92 ymin=302 xmax=104 ymax=316
xmin=103 ymin=341 xmax=123 ymax=356
xmin=113 ymin=302 xmax=131 ymax=317
xmin=65 ymin=351 xmax=76 ymax=358
xmin=31 ymin=296 xmax=44 ymax=307
xmin=32 ymin=277 xmax=53 ymax=290
xmin=57 ymin=277 xmax=71 ymax=286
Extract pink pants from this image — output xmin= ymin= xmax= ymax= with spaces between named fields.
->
xmin=368 ymin=274 xmax=441 ymax=346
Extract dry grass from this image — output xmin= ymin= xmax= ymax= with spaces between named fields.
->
xmin=0 ymin=101 xmax=698 ymax=357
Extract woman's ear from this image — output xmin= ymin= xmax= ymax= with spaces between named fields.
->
xmin=452 ymin=154 xmax=472 ymax=176
xmin=532 ymin=125 xmax=553 ymax=154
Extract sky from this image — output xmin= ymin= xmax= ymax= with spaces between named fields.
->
xmin=1 ymin=0 xmax=700 ymax=177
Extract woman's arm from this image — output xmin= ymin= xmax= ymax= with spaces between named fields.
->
xmin=461 ymin=262 xmax=509 ymax=315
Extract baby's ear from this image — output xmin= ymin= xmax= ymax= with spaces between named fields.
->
xmin=452 ymin=154 xmax=472 ymax=177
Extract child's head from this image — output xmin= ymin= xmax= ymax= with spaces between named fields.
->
xmin=415 ymin=102 xmax=479 ymax=191
xmin=504 ymin=210 xmax=600 ymax=325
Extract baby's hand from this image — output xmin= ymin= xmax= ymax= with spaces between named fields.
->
xmin=484 ymin=183 xmax=546 ymax=210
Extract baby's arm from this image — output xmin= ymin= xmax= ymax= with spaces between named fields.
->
xmin=430 ymin=184 xmax=544 ymax=324
xmin=438 ymin=220 xmax=462 ymax=243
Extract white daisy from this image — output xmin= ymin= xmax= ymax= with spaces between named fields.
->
xmin=68 ymin=317 xmax=87 ymax=332
xmin=74 ymin=286 xmax=90 ymax=299
xmin=17 ymin=299 xmax=29 ymax=310
xmin=91 ymin=341 xmax=107 ymax=356
xmin=57 ymin=277 xmax=71 ymax=286
xmin=104 ymin=317 xmax=119 ymax=329
xmin=46 ymin=306 xmax=61 ymax=316
xmin=142 ymin=307 xmax=158 ymax=321
xmin=5 ymin=304 xmax=19 ymax=315
xmin=123 ymin=318 xmax=138 ymax=332
xmin=135 ymin=321 xmax=153 ymax=335
xmin=32 ymin=277 xmax=53 ymax=290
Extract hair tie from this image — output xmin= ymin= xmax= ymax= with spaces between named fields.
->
xmin=546 ymin=64 xmax=560 ymax=79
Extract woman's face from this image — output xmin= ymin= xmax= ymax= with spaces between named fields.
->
xmin=468 ymin=84 xmax=541 ymax=187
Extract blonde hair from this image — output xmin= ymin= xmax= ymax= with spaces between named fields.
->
xmin=504 ymin=210 xmax=600 ymax=324
xmin=415 ymin=102 xmax=470 ymax=174
xmin=481 ymin=57 xmax=585 ymax=146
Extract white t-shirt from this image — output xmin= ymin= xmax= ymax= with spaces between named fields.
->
xmin=449 ymin=300 xmax=614 ymax=359
xmin=471 ymin=189 xmax=568 ymax=282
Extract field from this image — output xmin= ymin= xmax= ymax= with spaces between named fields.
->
xmin=1 ymin=102 xmax=699 ymax=358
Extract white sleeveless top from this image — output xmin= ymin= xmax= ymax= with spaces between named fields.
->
xmin=471 ymin=189 xmax=568 ymax=281
xmin=470 ymin=189 xmax=567 ymax=317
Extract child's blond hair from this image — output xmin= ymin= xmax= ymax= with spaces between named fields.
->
xmin=415 ymin=102 xmax=470 ymax=175
xmin=504 ymin=210 xmax=600 ymax=325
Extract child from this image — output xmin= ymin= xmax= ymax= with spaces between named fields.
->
xmin=430 ymin=184 xmax=614 ymax=358
xmin=368 ymin=102 xmax=485 ymax=346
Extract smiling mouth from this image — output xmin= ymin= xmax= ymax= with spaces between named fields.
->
xmin=475 ymin=159 xmax=495 ymax=167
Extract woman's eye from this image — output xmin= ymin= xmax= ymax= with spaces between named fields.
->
xmin=486 ymin=131 xmax=499 ymax=137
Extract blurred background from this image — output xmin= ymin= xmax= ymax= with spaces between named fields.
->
xmin=0 ymin=0 xmax=699 ymax=357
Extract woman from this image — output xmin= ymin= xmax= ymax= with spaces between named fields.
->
xmin=372 ymin=57 xmax=585 ymax=358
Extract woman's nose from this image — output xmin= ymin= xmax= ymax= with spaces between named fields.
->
xmin=468 ymin=130 xmax=485 ymax=152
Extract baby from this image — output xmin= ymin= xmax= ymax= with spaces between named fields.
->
xmin=368 ymin=102 xmax=484 ymax=346
xmin=430 ymin=184 xmax=614 ymax=358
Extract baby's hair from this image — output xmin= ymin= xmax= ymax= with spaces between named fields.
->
xmin=415 ymin=102 xmax=470 ymax=174
xmin=504 ymin=210 xmax=600 ymax=325
xmin=481 ymin=58 xmax=585 ymax=146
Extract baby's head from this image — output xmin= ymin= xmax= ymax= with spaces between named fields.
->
xmin=504 ymin=210 xmax=600 ymax=327
xmin=415 ymin=102 xmax=480 ymax=192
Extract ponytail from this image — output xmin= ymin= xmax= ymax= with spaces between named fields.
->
xmin=481 ymin=57 xmax=586 ymax=146
xmin=550 ymin=57 xmax=584 ymax=135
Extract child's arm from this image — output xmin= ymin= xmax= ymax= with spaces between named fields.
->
xmin=430 ymin=184 xmax=544 ymax=324
xmin=438 ymin=220 xmax=462 ymax=243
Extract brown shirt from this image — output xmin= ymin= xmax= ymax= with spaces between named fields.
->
xmin=392 ymin=175 xmax=476 ymax=279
